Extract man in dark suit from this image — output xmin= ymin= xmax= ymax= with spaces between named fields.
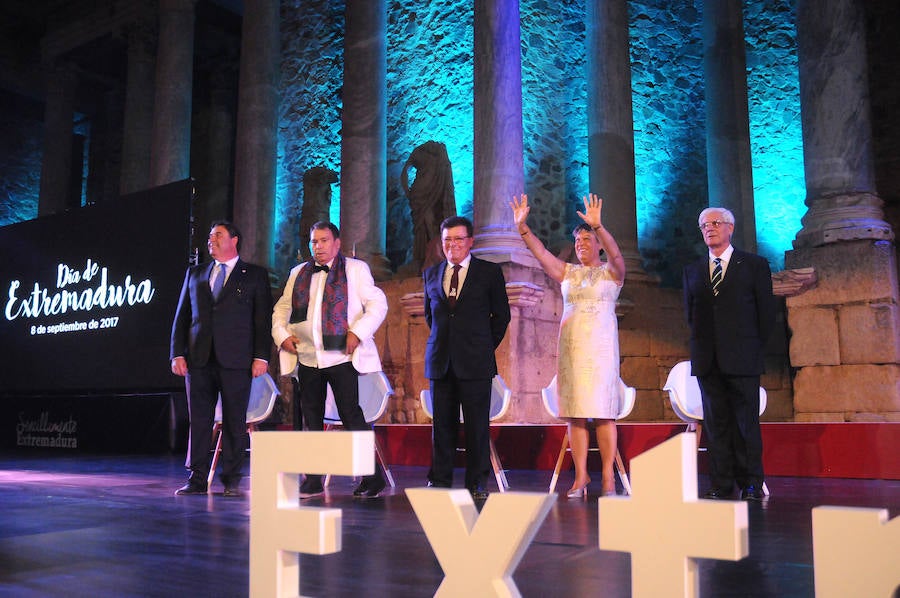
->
xmin=170 ymin=220 xmax=273 ymax=497
xmin=423 ymin=216 xmax=510 ymax=500
xmin=683 ymin=207 xmax=776 ymax=501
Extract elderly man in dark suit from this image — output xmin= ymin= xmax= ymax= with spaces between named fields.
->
xmin=170 ymin=220 xmax=273 ymax=498
xmin=423 ymin=216 xmax=511 ymax=500
xmin=683 ymin=207 xmax=776 ymax=501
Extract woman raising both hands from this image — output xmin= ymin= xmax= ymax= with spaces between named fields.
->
xmin=510 ymin=193 xmax=626 ymax=498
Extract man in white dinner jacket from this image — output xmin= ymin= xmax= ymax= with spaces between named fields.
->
xmin=272 ymin=221 xmax=388 ymax=498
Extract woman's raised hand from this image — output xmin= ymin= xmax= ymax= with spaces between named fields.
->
xmin=510 ymin=194 xmax=530 ymax=231
xmin=576 ymin=193 xmax=603 ymax=229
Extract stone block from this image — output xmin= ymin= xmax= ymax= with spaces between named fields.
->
xmin=787 ymin=307 xmax=840 ymax=366
xmin=762 ymin=357 xmax=792 ymax=390
xmin=793 ymin=365 xmax=900 ymax=414
xmin=785 ymin=241 xmax=899 ymax=307
xmin=838 ymin=303 xmax=900 ymax=364
xmin=619 ymin=328 xmax=650 ymax=358
xmin=794 ymin=412 xmax=848 ymax=423
xmin=621 ymin=356 xmax=659 ymax=391
xmin=628 ymin=391 xmax=664 ymax=421
xmin=649 ymin=329 xmax=690 ymax=360
xmin=760 ymin=389 xmax=793 ymax=421
xmin=848 ymin=412 xmax=900 ymax=423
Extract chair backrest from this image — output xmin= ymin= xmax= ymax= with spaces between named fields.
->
xmin=617 ymin=380 xmax=636 ymax=419
xmin=540 ymin=377 xmax=560 ymax=418
xmin=247 ymin=372 xmax=280 ymax=424
xmin=214 ymin=372 xmax=280 ymax=425
xmin=663 ymin=361 xmax=703 ymax=422
xmin=324 ymin=371 xmax=394 ymax=424
xmin=419 ymin=375 xmax=511 ymax=422
xmin=419 ymin=388 xmax=434 ymax=419
xmin=490 ymin=375 xmax=512 ymax=421
xmin=663 ymin=360 xmax=767 ymax=422
xmin=540 ymin=375 xmax=635 ymax=420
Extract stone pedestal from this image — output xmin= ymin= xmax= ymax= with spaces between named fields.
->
xmin=785 ymin=240 xmax=900 ymax=421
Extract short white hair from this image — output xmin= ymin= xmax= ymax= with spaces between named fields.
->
xmin=698 ymin=207 xmax=735 ymax=226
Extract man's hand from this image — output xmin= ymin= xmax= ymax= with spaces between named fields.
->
xmin=171 ymin=357 xmax=188 ymax=377
xmin=280 ymin=336 xmax=300 ymax=354
xmin=251 ymin=359 xmax=268 ymax=378
xmin=345 ymin=331 xmax=361 ymax=355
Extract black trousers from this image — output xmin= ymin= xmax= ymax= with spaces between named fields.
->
xmin=697 ymin=361 xmax=764 ymax=490
xmin=297 ymin=361 xmax=381 ymax=483
xmin=185 ymin=360 xmax=251 ymax=485
xmin=428 ymin=367 xmax=491 ymax=490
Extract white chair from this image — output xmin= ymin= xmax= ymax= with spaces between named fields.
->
xmin=419 ymin=375 xmax=512 ymax=492
xmin=541 ymin=375 xmax=635 ymax=495
xmin=323 ymin=371 xmax=395 ymax=488
xmin=663 ymin=360 xmax=769 ymax=496
xmin=208 ymin=372 xmax=280 ymax=487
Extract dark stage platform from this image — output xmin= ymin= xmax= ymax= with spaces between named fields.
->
xmin=1 ymin=452 xmax=898 ymax=597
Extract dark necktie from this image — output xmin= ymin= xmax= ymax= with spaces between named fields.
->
xmin=212 ymin=263 xmax=226 ymax=300
xmin=711 ymin=257 xmax=722 ymax=296
xmin=313 ymin=264 xmax=330 ymax=273
xmin=448 ymin=264 xmax=461 ymax=308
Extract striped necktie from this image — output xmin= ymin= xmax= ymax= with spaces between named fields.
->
xmin=711 ymin=257 xmax=722 ymax=296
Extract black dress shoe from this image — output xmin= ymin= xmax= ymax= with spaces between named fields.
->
xmin=468 ymin=485 xmax=489 ymax=501
xmin=353 ymin=476 xmax=387 ymax=498
xmin=223 ymin=485 xmax=243 ymax=498
xmin=703 ymin=487 xmax=734 ymax=500
xmin=426 ymin=481 xmax=451 ymax=488
xmin=740 ymin=485 xmax=765 ymax=501
xmin=299 ymin=477 xmax=324 ymax=499
xmin=175 ymin=480 xmax=207 ymax=496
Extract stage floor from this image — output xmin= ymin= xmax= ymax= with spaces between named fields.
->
xmin=1 ymin=452 xmax=898 ymax=597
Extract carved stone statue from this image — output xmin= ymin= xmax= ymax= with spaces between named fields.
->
xmin=298 ymin=166 xmax=338 ymax=261
xmin=401 ymin=141 xmax=456 ymax=272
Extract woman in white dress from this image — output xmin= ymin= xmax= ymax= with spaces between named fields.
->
xmin=511 ymin=193 xmax=626 ymax=497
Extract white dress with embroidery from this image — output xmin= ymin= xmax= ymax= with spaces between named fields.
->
xmin=557 ymin=262 xmax=622 ymax=418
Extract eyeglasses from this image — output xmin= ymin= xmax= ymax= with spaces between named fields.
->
xmin=699 ymin=220 xmax=732 ymax=231
xmin=442 ymin=236 xmax=469 ymax=245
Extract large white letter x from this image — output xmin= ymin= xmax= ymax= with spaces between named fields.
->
xmin=406 ymin=489 xmax=556 ymax=597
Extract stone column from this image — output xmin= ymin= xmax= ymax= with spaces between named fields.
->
xmin=86 ymin=88 xmax=123 ymax=205
xmin=793 ymin=0 xmax=891 ymax=248
xmin=340 ymin=0 xmax=390 ymax=279
xmin=149 ymin=0 xmax=196 ymax=187
xmin=205 ymin=62 xmax=238 ymax=223
xmin=120 ymin=18 xmax=157 ymax=196
xmin=38 ymin=63 xmax=78 ymax=216
xmin=472 ymin=0 xmax=531 ymax=265
xmin=784 ymin=0 xmax=899 ymax=422
xmin=232 ymin=0 xmax=280 ymax=267
xmin=586 ymin=0 xmax=648 ymax=279
xmin=703 ymin=0 xmax=757 ymax=252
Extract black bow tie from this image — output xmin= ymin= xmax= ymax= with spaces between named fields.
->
xmin=313 ymin=264 xmax=330 ymax=273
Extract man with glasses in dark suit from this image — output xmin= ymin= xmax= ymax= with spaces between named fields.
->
xmin=422 ymin=216 xmax=510 ymax=500
xmin=683 ymin=208 xmax=776 ymax=501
